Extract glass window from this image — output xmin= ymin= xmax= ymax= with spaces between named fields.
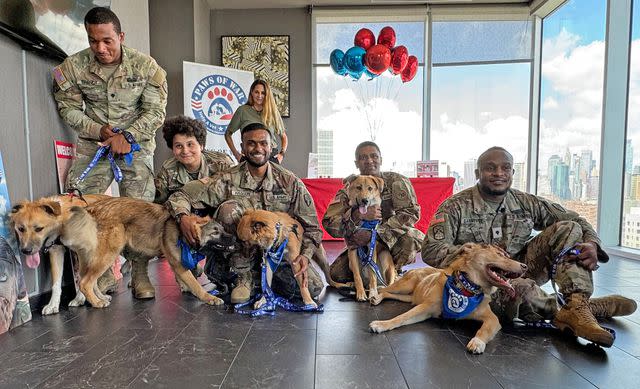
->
xmin=621 ymin=1 xmax=640 ymax=248
xmin=537 ymin=0 xmax=607 ymax=229
xmin=314 ymin=22 xmax=424 ymax=177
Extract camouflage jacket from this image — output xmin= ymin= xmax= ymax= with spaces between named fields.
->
xmin=154 ymin=150 xmax=235 ymax=204
xmin=422 ymin=185 xmax=602 ymax=268
xmin=166 ymin=161 xmax=321 ymax=259
xmin=322 ymin=172 xmax=422 ymax=249
xmin=52 ymin=45 xmax=168 ymax=156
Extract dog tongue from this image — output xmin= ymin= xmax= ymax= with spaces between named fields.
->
xmin=25 ymin=252 xmax=40 ymax=268
xmin=359 ymin=205 xmax=368 ymax=215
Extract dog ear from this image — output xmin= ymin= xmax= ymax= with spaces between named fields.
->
xmin=10 ymin=203 xmax=23 ymax=215
xmin=251 ymin=221 xmax=266 ymax=233
xmin=372 ymin=176 xmax=384 ymax=192
xmin=41 ymin=201 xmax=62 ymax=217
xmin=290 ymin=223 xmax=300 ymax=238
xmin=195 ymin=215 xmax=212 ymax=225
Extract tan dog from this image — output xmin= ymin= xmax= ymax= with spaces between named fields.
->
xmin=345 ymin=175 xmax=396 ymax=302
xmin=369 ymin=243 xmax=527 ymax=354
xmin=9 ymin=194 xmax=110 ymax=315
xmin=236 ymin=209 xmax=347 ymax=309
xmin=61 ymin=197 xmax=224 ymax=308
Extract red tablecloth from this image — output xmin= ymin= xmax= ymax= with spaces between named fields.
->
xmin=301 ymin=177 xmax=455 ymax=240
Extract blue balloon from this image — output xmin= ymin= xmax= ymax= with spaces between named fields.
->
xmin=344 ymin=46 xmax=366 ymax=80
xmin=330 ymin=49 xmax=347 ymax=76
xmin=364 ymin=68 xmax=379 ymax=80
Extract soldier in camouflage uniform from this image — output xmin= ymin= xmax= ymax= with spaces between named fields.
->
xmin=154 ymin=115 xmax=234 ymax=204
xmin=52 ymin=7 xmax=167 ymax=299
xmin=422 ymin=147 xmax=636 ymax=348
xmin=322 ymin=141 xmax=424 ymax=282
xmin=167 ymin=123 xmax=324 ymax=304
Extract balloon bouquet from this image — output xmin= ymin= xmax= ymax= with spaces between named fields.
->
xmin=329 ymin=26 xmax=419 ymax=140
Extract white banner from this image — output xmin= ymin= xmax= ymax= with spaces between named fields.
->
xmin=183 ymin=61 xmax=254 ymax=156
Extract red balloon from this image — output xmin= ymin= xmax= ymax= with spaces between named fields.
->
xmin=401 ymin=55 xmax=418 ymax=83
xmin=364 ymin=44 xmax=391 ymax=75
xmin=390 ymin=46 xmax=409 ymax=75
xmin=377 ymin=26 xmax=396 ymax=49
xmin=354 ymin=28 xmax=376 ymax=51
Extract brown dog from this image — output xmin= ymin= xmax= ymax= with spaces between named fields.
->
xmin=9 ymin=194 xmax=110 ymax=315
xmin=369 ymin=243 xmax=527 ymax=354
xmin=61 ymin=197 xmax=224 ymax=308
xmin=345 ymin=175 xmax=396 ymax=302
xmin=236 ymin=209 xmax=347 ymax=309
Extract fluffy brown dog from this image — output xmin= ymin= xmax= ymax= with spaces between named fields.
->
xmin=345 ymin=175 xmax=396 ymax=302
xmin=369 ymin=243 xmax=527 ymax=354
xmin=9 ymin=194 xmax=110 ymax=315
xmin=236 ymin=209 xmax=347 ymax=309
xmin=61 ymin=197 xmax=224 ymax=308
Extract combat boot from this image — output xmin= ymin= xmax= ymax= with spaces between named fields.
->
xmin=130 ymin=257 xmax=155 ymax=299
xmin=230 ymin=270 xmax=253 ymax=304
xmin=590 ymin=295 xmax=637 ymax=318
xmin=553 ymin=293 xmax=614 ymax=347
xmin=97 ymin=268 xmax=118 ymax=294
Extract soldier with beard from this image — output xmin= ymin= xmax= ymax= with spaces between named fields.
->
xmin=422 ymin=146 xmax=637 ymax=348
xmin=166 ymin=123 xmax=323 ymax=303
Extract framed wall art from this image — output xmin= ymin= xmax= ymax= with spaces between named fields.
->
xmin=221 ymin=35 xmax=290 ymax=117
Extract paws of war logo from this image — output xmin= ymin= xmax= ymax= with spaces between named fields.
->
xmin=191 ymin=75 xmax=247 ymax=135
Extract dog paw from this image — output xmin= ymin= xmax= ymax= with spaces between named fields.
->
xmin=356 ymin=291 xmax=367 ymax=302
xmin=68 ymin=294 xmax=86 ymax=307
xmin=466 ymin=337 xmax=486 ymax=354
xmin=369 ymin=321 xmax=387 ymax=333
xmin=92 ymin=299 xmax=111 ymax=309
xmin=42 ymin=304 xmax=59 ymax=315
xmin=370 ymin=294 xmax=383 ymax=305
xmin=103 ymin=294 xmax=113 ymax=302
xmin=204 ymin=294 xmax=224 ymax=306
xmin=254 ymin=296 xmax=267 ymax=309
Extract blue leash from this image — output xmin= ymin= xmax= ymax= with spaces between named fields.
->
xmin=176 ymin=238 xmax=219 ymax=296
xmin=235 ymin=223 xmax=324 ymax=316
xmin=76 ymin=127 xmax=141 ymax=183
xmin=356 ymin=220 xmax=387 ymax=286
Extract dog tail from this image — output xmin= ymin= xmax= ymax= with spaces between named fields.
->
xmin=62 ymin=206 xmax=99 ymax=257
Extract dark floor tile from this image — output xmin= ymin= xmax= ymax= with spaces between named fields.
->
xmin=319 ymin=289 xmax=373 ymax=312
xmin=124 ymin=298 xmax=201 ymax=330
xmin=317 ymin=310 xmax=393 ymax=355
xmin=36 ymin=328 xmax=181 ymax=388
xmin=315 ymin=354 xmax=407 ymax=389
xmin=386 ymin=327 xmax=500 ymax=389
xmin=595 ymin=317 xmax=640 ymax=357
xmin=0 ymin=351 xmax=82 ymax=389
xmin=221 ymin=329 xmax=315 ymax=389
xmin=250 ymin=310 xmax=318 ymax=330
xmin=0 ymin=318 xmax=52 ymax=352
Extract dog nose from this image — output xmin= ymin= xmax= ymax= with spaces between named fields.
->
xmin=362 ymin=199 xmax=369 ymax=205
xmin=520 ymin=263 xmax=527 ymax=271
xmin=21 ymin=248 xmax=33 ymax=255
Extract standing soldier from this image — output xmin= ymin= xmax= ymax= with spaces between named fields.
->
xmin=52 ymin=7 xmax=167 ymax=299
xmin=322 ymin=141 xmax=424 ymax=281
xmin=167 ymin=123 xmax=324 ymax=303
xmin=422 ymin=146 xmax=637 ymax=348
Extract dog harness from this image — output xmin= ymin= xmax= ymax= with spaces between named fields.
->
xmin=356 ymin=219 xmax=387 ymax=286
xmin=76 ymin=127 xmax=141 ymax=183
xmin=235 ymin=222 xmax=324 ymax=316
xmin=441 ymin=271 xmax=484 ymax=319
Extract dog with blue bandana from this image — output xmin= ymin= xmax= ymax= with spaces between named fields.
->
xmin=369 ymin=243 xmax=526 ymax=354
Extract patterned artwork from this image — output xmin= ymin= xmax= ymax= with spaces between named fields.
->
xmin=221 ymin=35 xmax=290 ymax=117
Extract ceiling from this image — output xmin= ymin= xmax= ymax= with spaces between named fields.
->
xmin=206 ymin=0 xmax=530 ymax=10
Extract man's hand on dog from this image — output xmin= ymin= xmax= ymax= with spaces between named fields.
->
xmin=293 ymin=255 xmax=309 ymax=288
xmin=99 ymin=124 xmax=116 ymax=140
xmin=566 ymin=242 xmax=599 ymax=271
xmin=180 ymin=214 xmax=207 ymax=246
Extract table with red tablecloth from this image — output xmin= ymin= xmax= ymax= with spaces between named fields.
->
xmin=301 ymin=177 xmax=455 ymax=241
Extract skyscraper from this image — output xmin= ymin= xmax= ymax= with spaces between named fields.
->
xmin=513 ymin=162 xmax=526 ymax=191
xmin=463 ymin=159 xmax=477 ymax=189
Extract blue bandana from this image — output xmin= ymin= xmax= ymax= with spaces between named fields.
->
xmin=177 ymin=238 xmax=205 ymax=270
xmin=441 ymin=272 xmax=484 ymax=319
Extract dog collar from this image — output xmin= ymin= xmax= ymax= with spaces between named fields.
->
xmin=41 ymin=235 xmax=61 ymax=253
xmin=441 ymin=271 xmax=484 ymax=319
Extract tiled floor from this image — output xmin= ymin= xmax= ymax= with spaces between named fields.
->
xmin=1 ymin=241 xmax=640 ymax=388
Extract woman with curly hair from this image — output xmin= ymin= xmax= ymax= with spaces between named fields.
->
xmin=225 ymin=79 xmax=288 ymax=163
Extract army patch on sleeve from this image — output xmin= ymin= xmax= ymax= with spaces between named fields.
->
xmin=304 ymin=193 xmax=313 ymax=208
xmin=52 ymin=66 xmax=71 ymax=90
xmin=433 ymin=225 xmax=445 ymax=240
xmin=431 ymin=212 xmax=446 ymax=224
xmin=199 ymin=177 xmax=210 ymax=184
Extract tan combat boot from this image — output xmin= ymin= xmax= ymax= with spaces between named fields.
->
xmin=131 ymin=258 xmax=155 ymax=299
xmin=230 ymin=270 xmax=253 ymax=304
xmin=590 ymin=295 xmax=637 ymax=318
xmin=97 ymin=268 xmax=118 ymax=294
xmin=553 ymin=293 xmax=614 ymax=347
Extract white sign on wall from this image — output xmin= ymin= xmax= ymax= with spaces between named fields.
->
xmin=183 ymin=61 xmax=254 ymax=156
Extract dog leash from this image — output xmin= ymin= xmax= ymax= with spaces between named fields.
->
xmin=176 ymin=238 xmax=220 ymax=296
xmin=356 ymin=220 xmax=387 ymax=286
xmin=76 ymin=127 xmax=141 ymax=183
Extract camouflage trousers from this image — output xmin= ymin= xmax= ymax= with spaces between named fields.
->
xmin=490 ymin=220 xmax=594 ymax=323
xmin=206 ymin=200 xmax=324 ymax=300
xmin=66 ymin=152 xmax=156 ymax=280
xmin=329 ymin=231 xmax=422 ymax=282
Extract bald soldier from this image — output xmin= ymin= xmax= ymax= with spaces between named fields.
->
xmin=52 ymin=7 xmax=167 ymax=298
xmin=323 ymin=141 xmax=424 ymax=281
xmin=422 ymin=146 xmax=636 ymax=348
